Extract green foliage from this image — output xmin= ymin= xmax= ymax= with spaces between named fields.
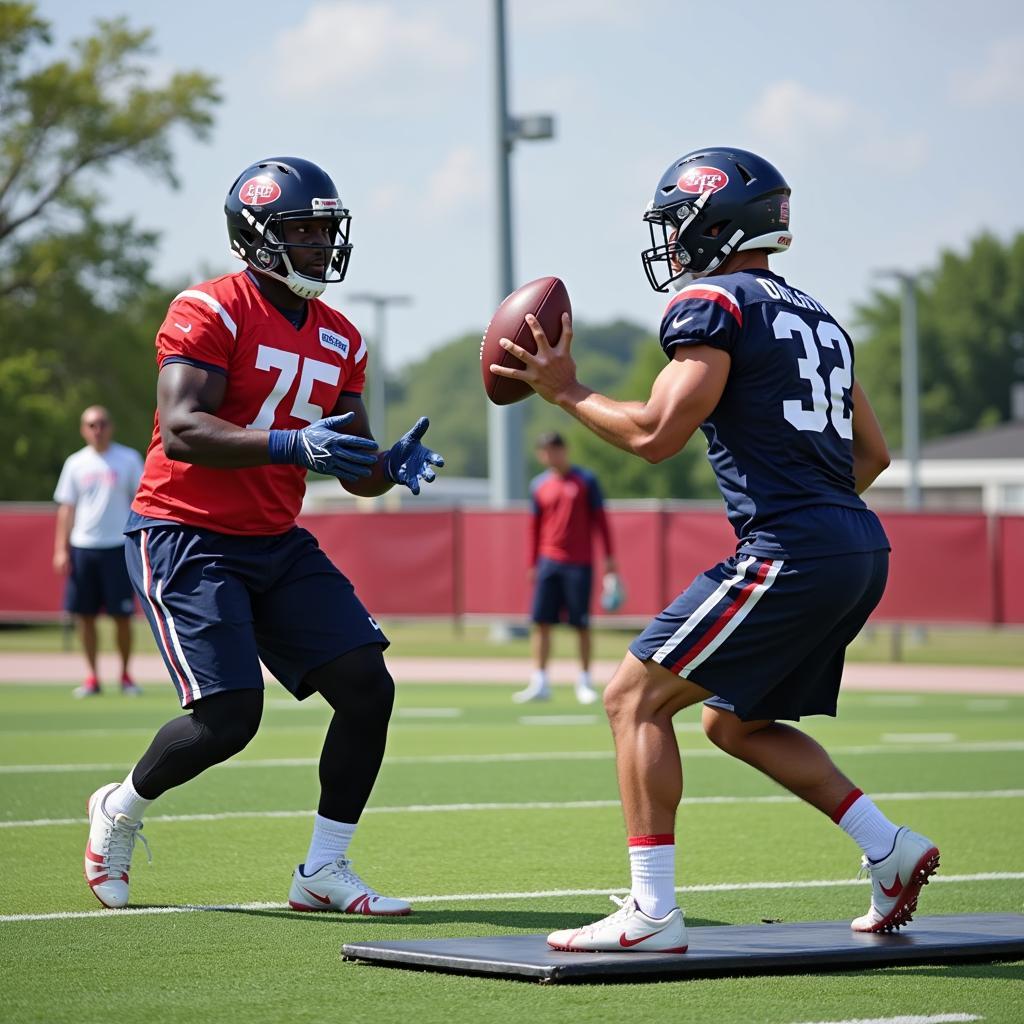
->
xmin=854 ymin=231 xmax=1024 ymax=448
xmin=0 ymin=3 xmax=219 ymax=499
xmin=384 ymin=317 xmax=718 ymax=497
xmin=383 ymin=316 xmax=724 ymax=498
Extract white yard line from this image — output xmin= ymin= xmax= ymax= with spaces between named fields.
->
xmin=517 ymin=715 xmax=600 ymax=726
xmin=2 ymin=873 xmax=1021 ymax=924
xmin=3 ymin=788 xmax=1022 ymax=830
xmin=882 ymin=733 xmax=957 ymax=743
xmin=790 ymin=1016 xmax=982 ymax=1024
xmin=3 ymin=739 xmax=1024 ymax=775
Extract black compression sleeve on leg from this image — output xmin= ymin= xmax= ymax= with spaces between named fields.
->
xmin=132 ymin=689 xmax=264 ymax=799
xmin=306 ymin=646 xmax=394 ymax=823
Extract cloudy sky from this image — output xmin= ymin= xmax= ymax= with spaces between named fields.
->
xmin=42 ymin=0 xmax=1024 ymax=369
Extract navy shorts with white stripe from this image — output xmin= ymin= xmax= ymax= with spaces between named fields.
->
xmin=629 ymin=550 xmax=888 ymax=721
xmin=124 ymin=517 xmax=388 ymax=708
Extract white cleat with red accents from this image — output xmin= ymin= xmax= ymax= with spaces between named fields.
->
xmin=288 ymin=856 xmax=411 ymax=915
xmin=547 ymin=895 xmax=689 ymax=953
xmin=851 ymin=826 xmax=940 ymax=933
xmin=83 ymin=782 xmax=150 ymax=909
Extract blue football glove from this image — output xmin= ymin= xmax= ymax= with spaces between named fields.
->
xmin=383 ymin=416 xmax=445 ymax=495
xmin=268 ymin=412 xmax=378 ymax=481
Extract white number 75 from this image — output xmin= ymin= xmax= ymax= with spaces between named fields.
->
xmin=246 ymin=345 xmax=341 ymax=429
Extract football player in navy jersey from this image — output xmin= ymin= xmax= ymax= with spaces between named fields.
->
xmin=491 ymin=147 xmax=939 ymax=954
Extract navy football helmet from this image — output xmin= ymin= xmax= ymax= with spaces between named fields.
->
xmin=225 ymin=157 xmax=352 ymax=299
xmin=641 ymin=147 xmax=792 ymax=292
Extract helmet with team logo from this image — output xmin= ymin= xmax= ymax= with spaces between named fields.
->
xmin=225 ymin=156 xmax=352 ymax=300
xmin=641 ymin=147 xmax=792 ymax=292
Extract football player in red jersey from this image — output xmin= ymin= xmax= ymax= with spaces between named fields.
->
xmin=492 ymin=148 xmax=938 ymax=952
xmin=83 ymin=157 xmax=442 ymax=915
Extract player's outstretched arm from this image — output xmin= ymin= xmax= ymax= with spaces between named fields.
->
xmin=491 ymin=313 xmax=729 ymax=462
xmin=851 ymin=380 xmax=891 ymax=494
xmin=158 ymin=363 xmax=378 ymax=479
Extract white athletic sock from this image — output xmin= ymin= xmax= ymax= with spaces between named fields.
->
xmin=303 ymin=814 xmax=357 ymax=875
xmin=104 ymin=769 xmax=153 ymax=822
xmin=530 ymin=669 xmax=549 ymax=692
xmin=834 ymin=789 xmax=900 ymax=862
xmin=628 ymin=835 xmax=677 ymax=919
xmin=576 ymin=670 xmax=593 ymax=690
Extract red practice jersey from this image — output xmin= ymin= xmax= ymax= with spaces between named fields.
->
xmin=133 ymin=271 xmax=367 ymax=535
xmin=529 ymin=466 xmax=614 ymax=566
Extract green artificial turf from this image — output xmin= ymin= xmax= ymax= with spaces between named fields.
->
xmin=0 ymin=682 xmax=1022 ymax=1023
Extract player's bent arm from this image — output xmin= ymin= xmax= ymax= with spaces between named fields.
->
xmin=329 ymin=394 xmax=394 ymax=498
xmin=158 ymin=363 xmax=274 ymax=467
xmin=851 ymin=380 xmax=891 ymax=494
xmin=556 ymin=347 xmax=730 ymax=464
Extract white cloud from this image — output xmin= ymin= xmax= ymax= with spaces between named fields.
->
xmin=273 ymin=1 xmax=471 ymax=100
xmin=952 ymin=35 xmax=1024 ymax=106
xmin=424 ymin=145 xmax=487 ymax=219
xmin=747 ymin=80 xmax=928 ymax=173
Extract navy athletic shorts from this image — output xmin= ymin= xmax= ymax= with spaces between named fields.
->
xmin=124 ymin=521 xmax=388 ymax=708
xmin=629 ymin=550 xmax=889 ymax=721
xmin=64 ymin=546 xmax=135 ymax=617
xmin=531 ymin=557 xmax=593 ymax=628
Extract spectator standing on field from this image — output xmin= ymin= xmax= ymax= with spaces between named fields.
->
xmin=514 ymin=432 xmax=617 ymax=705
xmin=53 ymin=406 xmax=144 ymax=697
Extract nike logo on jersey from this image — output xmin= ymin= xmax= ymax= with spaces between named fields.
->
xmin=880 ymin=873 xmax=904 ymax=898
xmin=302 ymin=887 xmax=332 ymax=905
xmin=367 ymin=616 xmax=381 ymax=631
xmin=671 ymin=314 xmax=693 ymax=330
xmin=174 ymin=322 xmax=192 ymax=333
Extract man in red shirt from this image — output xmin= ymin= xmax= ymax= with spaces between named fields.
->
xmin=82 ymin=157 xmax=443 ymax=916
xmin=514 ymin=432 xmax=617 ymax=705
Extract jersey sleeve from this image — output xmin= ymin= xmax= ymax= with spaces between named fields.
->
xmin=342 ymin=330 xmax=367 ymax=395
xmin=53 ymin=457 xmax=77 ymax=505
xmin=154 ymin=293 xmax=237 ymax=373
xmin=659 ymin=282 xmax=743 ymax=358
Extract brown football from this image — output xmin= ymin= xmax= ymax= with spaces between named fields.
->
xmin=480 ymin=276 xmax=571 ymax=406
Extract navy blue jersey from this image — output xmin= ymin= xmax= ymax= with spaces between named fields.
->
xmin=661 ymin=269 xmax=888 ymax=558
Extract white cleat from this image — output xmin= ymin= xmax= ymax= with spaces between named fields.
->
xmin=512 ymin=684 xmax=551 ymax=704
xmin=548 ymin=895 xmax=689 ymax=953
xmin=575 ymin=683 xmax=599 ymax=705
xmin=851 ymin=826 xmax=940 ymax=933
xmin=288 ymin=857 xmax=411 ymax=916
xmin=83 ymin=783 xmax=150 ymax=909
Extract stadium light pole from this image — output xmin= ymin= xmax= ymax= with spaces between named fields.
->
xmin=875 ymin=269 xmax=922 ymax=510
xmin=346 ymin=292 xmax=412 ymax=444
xmin=489 ymin=0 xmax=555 ymax=507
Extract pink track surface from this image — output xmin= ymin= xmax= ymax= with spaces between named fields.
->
xmin=1 ymin=652 xmax=1022 ymax=694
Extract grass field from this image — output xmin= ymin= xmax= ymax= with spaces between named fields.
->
xmin=2 ymin=618 xmax=1023 ymax=665
xmin=1 ymin=679 xmax=1022 ymax=1023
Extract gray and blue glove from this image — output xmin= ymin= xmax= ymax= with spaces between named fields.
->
xmin=383 ymin=417 xmax=445 ymax=495
xmin=268 ymin=412 xmax=378 ymax=481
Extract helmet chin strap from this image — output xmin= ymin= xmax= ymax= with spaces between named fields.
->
xmin=670 ymin=227 xmax=746 ymax=289
xmin=276 ymin=250 xmax=328 ymax=299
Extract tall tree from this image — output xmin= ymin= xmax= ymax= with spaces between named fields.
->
xmin=0 ymin=3 xmax=219 ymax=499
xmin=854 ymin=231 xmax=1024 ymax=448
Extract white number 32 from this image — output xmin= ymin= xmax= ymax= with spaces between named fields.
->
xmin=773 ymin=311 xmax=853 ymax=439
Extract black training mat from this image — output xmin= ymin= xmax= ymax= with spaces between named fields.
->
xmin=342 ymin=913 xmax=1024 ymax=983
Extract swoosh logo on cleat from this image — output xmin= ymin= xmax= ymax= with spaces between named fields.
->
xmin=302 ymin=887 xmax=332 ymax=905
xmin=880 ymin=873 xmax=903 ymax=898
xmin=619 ymin=926 xmax=669 ymax=948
